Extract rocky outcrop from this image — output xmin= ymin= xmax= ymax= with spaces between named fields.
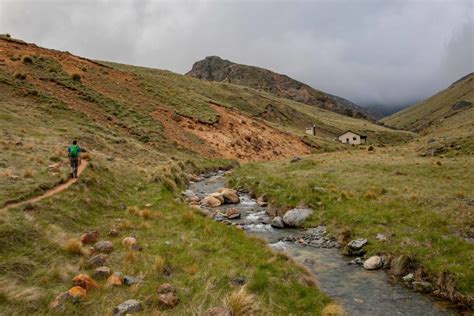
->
xmin=186 ymin=56 xmax=370 ymax=119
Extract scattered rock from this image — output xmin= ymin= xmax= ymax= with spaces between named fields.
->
xmin=94 ymin=240 xmax=113 ymax=253
xmin=80 ymin=230 xmax=99 ymax=244
xmin=113 ymin=299 xmax=143 ymax=316
xmin=402 ymin=273 xmax=414 ymax=283
xmin=124 ymin=275 xmax=144 ymax=286
xmin=49 ymin=291 xmax=69 ymax=311
xmin=313 ymin=186 xmax=327 ymax=194
xmin=108 ymin=229 xmax=119 ymax=237
xmin=413 ymin=281 xmax=432 ymax=293
xmin=157 ymin=283 xmax=176 ymax=294
xmin=344 ymin=238 xmax=367 ymax=256
xmin=86 ymin=254 xmax=107 ymax=268
xmin=67 ymin=286 xmax=86 ymax=301
xmin=210 ymin=192 xmax=225 ymax=203
xmin=348 ymin=257 xmax=364 ymax=266
xmin=201 ymin=196 xmax=222 ymax=208
xmin=363 ymin=256 xmax=383 ymax=270
xmin=230 ymin=276 xmax=246 ymax=286
xmin=158 ymin=292 xmax=179 ymax=308
xmin=282 ymin=208 xmax=313 ymax=227
xmin=48 ymin=163 xmax=61 ymax=172
xmin=225 ymin=208 xmax=241 ymax=219
xmin=72 ymin=273 xmax=98 ymax=290
xmin=271 ymin=216 xmax=284 ymax=228
xmin=93 ymin=266 xmax=111 ymax=279
xmin=256 ymin=195 xmax=268 ymax=207
xmin=450 ymin=100 xmax=471 ymax=111
xmin=390 ymin=255 xmax=411 ymax=277
xmin=220 ymin=188 xmax=240 ymax=204
xmin=122 ymin=237 xmax=137 ymax=249
xmin=203 ymin=307 xmax=232 ymax=316
xmin=107 ymin=272 xmax=124 ymax=286
xmin=290 ymin=157 xmax=302 ymax=163
xmin=375 ymin=233 xmax=387 ymax=242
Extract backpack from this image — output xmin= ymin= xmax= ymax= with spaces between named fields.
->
xmin=69 ymin=145 xmax=79 ymax=157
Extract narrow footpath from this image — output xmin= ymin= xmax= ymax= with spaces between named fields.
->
xmin=1 ymin=160 xmax=89 ymax=212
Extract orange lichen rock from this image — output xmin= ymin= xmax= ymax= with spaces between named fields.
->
xmin=68 ymin=286 xmax=87 ymax=300
xmin=72 ymin=273 xmax=98 ymax=290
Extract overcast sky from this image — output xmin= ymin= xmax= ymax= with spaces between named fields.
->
xmin=0 ymin=0 xmax=472 ymax=108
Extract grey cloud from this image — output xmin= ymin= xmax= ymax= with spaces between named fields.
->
xmin=0 ymin=0 xmax=472 ymax=107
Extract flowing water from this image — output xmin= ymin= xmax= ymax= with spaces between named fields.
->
xmin=189 ymin=171 xmax=456 ymax=315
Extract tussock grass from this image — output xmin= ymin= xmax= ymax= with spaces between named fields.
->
xmin=154 ymin=256 xmax=165 ymax=274
xmin=64 ymin=238 xmax=83 ymax=255
xmin=0 ymin=277 xmax=42 ymax=304
xmin=23 ymin=169 xmax=34 ymax=178
xmin=224 ymin=287 xmax=257 ymax=316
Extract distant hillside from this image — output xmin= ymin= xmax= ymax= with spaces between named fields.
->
xmin=382 ymin=73 xmax=474 ymax=154
xmin=382 ymin=73 xmax=474 ymax=131
xmin=186 ymin=56 xmax=372 ymax=119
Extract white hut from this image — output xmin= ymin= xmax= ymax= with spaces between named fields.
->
xmin=305 ymin=125 xmax=316 ymax=136
xmin=338 ymin=130 xmax=367 ymax=145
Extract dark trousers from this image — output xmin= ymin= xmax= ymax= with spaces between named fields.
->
xmin=69 ymin=156 xmax=79 ymax=177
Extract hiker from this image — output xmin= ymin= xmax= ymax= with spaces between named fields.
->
xmin=67 ymin=140 xmax=81 ymax=178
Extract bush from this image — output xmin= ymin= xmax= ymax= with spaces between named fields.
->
xmin=71 ymin=73 xmax=81 ymax=82
xmin=21 ymin=56 xmax=33 ymax=64
xmin=14 ymin=72 xmax=26 ymax=80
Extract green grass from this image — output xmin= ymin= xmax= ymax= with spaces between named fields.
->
xmin=228 ymin=148 xmax=474 ymax=298
xmin=1 ymin=158 xmax=330 ymax=315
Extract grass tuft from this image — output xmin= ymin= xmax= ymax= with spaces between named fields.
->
xmin=224 ymin=287 xmax=257 ymax=316
xmin=64 ymin=238 xmax=83 ymax=255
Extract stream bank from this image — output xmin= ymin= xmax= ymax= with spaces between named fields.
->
xmin=187 ymin=170 xmax=456 ymax=315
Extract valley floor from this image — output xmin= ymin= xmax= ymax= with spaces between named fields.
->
xmin=228 ymin=146 xmax=474 ymax=308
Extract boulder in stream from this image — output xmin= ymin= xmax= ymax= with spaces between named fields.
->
xmin=282 ymin=208 xmax=313 ymax=227
xmin=271 ymin=216 xmax=284 ymax=228
xmin=363 ymin=256 xmax=383 ymax=270
xmin=201 ymin=196 xmax=222 ymax=207
xmin=344 ymin=238 xmax=367 ymax=256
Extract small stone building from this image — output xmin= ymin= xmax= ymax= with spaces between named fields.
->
xmin=305 ymin=125 xmax=316 ymax=136
xmin=338 ymin=130 xmax=367 ymax=145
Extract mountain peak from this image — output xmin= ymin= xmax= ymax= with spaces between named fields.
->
xmin=186 ymin=56 xmax=371 ymax=119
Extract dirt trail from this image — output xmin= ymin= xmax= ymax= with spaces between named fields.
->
xmin=1 ymin=160 xmax=89 ymax=212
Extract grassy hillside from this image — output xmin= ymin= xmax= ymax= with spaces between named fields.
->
xmin=0 ymin=38 xmax=334 ymax=314
xmin=228 ymin=148 xmax=474 ymax=307
xmin=382 ymin=73 xmax=474 ymax=155
xmin=104 ymin=61 xmax=414 ymax=150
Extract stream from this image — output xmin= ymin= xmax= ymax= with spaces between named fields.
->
xmin=188 ymin=171 xmax=455 ymax=315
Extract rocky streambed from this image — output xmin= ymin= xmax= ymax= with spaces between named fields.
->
xmin=187 ymin=170 xmax=456 ymax=315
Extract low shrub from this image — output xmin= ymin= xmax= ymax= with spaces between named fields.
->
xmin=71 ymin=73 xmax=81 ymax=82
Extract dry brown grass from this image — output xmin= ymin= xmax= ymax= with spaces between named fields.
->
xmin=223 ymin=287 xmax=257 ymax=316
xmin=64 ymin=238 xmax=83 ymax=255
xmin=363 ymin=190 xmax=378 ymax=200
xmin=23 ymin=169 xmax=34 ymax=178
xmin=184 ymin=263 xmax=198 ymax=275
xmin=117 ymin=219 xmax=132 ymax=230
xmin=0 ymin=277 xmax=42 ymax=304
xmin=140 ymin=208 xmax=151 ymax=220
xmin=124 ymin=250 xmax=135 ymax=264
xmin=321 ymin=303 xmax=347 ymax=316
xmin=127 ymin=206 xmax=139 ymax=215
xmin=182 ymin=210 xmax=195 ymax=221
xmin=154 ymin=256 xmax=165 ymax=274
xmin=2 ymin=169 xmax=13 ymax=178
